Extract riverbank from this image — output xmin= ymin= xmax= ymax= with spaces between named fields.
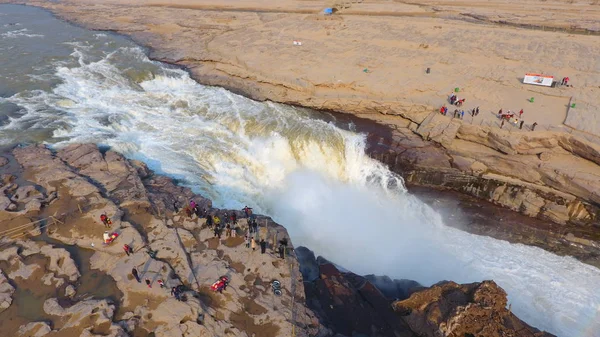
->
xmin=4 ymin=0 xmax=598 ymax=231
xmin=0 ymin=143 xmax=557 ymax=337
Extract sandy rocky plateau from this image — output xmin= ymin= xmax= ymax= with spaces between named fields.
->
xmin=0 ymin=143 xmax=555 ymax=337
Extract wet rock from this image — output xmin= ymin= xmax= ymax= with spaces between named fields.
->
xmin=13 ymin=145 xmax=98 ymax=196
xmin=305 ymin=260 xmax=416 ymax=337
xmin=0 ymin=271 xmax=15 ymax=313
xmin=295 ymin=246 xmax=319 ymax=282
xmin=40 ymin=246 xmax=80 ymax=282
xmin=65 ymin=284 xmax=76 ymax=298
xmin=43 ymin=298 xmax=116 ymax=329
xmin=89 ymin=250 xmax=179 ymax=309
xmin=154 ymin=321 xmax=212 ymax=337
xmin=117 ymin=315 xmax=139 ymax=333
xmin=42 ymin=298 xmax=63 ymax=316
xmin=152 ymin=296 xmax=203 ymax=325
xmin=393 ymin=280 xmax=556 ymax=337
xmin=25 ymin=199 xmax=42 ymax=213
xmin=145 ymin=218 xmax=197 ymax=290
xmin=80 ymin=324 xmax=129 ymax=337
xmin=11 ymin=185 xmax=42 ymax=203
xmin=363 ymin=275 xmax=423 ymax=301
xmin=416 ymin=113 xmax=461 ymax=146
xmin=17 ymin=322 xmax=51 ymax=337
xmin=151 ymin=180 xmax=211 ymax=215
xmin=57 ymin=144 xmax=151 ymax=210
xmin=0 ymin=156 xmax=7 ymax=167
xmin=0 ymin=195 xmax=15 ymax=211
xmin=0 ymin=246 xmax=19 ymax=261
xmin=9 ymin=259 xmax=40 ymax=281
xmin=41 ymin=272 xmax=65 ymax=287
xmin=16 ymin=240 xmax=42 ymax=256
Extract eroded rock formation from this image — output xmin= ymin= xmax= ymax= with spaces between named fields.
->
xmin=393 ymin=280 xmax=555 ymax=337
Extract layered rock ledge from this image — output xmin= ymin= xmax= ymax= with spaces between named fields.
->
xmin=0 ymin=143 xmax=555 ymax=337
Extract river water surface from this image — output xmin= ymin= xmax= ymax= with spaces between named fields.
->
xmin=1 ymin=5 xmax=599 ymax=336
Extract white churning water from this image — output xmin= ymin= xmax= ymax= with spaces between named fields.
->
xmin=5 ymin=46 xmax=600 ymax=337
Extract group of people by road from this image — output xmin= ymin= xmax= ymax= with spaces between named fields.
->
xmin=439 ymin=92 xmax=538 ymax=131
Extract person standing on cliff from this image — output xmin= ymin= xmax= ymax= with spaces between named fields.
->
xmin=231 ymin=213 xmax=237 ymax=225
xmin=278 ymin=245 xmax=285 ymax=259
xmin=132 ymin=268 xmax=141 ymax=283
xmin=123 ymin=244 xmax=133 ymax=256
xmin=245 ymin=233 xmax=251 ymax=248
xmin=206 ymin=214 xmax=213 ymax=229
xmin=260 ymin=239 xmax=267 ymax=254
xmin=475 ymin=106 xmax=480 ymax=116
xmin=225 ymin=224 xmax=232 ymax=237
xmin=100 ymin=214 xmax=111 ymax=228
xmin=519 ymin=109 xmax=523 ymax=118
xmin=145 ymin=279 xmax=152 ymax=288
xmin=251 ymin=237 xmax=257 ymax=251
xmin=500 ymin=119 xmax=505 ymax=128
xmin=531 ymin=122 xmax=538 ymax=131
xmin=519 ymin=120 xmax=525 ymax=129
xmin=243 ymin=206 xmax=253 ymax=218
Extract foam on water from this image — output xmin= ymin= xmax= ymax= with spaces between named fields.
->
xmin=4 ymin=46 xmax=600 ymax=337
xmin=0 ymin=28 xmax=43 ymax=38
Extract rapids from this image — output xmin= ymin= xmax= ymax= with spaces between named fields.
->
xmin=1 ymin=5 xmax=599 ymax=336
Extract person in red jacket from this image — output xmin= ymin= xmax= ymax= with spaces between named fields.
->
xmin=123 ymin=244 xmax=133 ymax=256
